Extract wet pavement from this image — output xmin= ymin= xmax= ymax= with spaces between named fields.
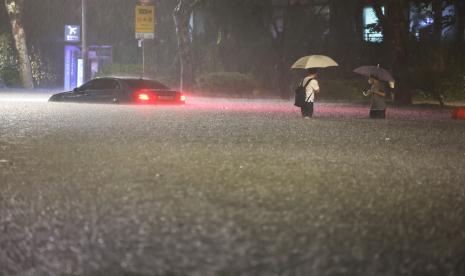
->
xmin=1 ymin=91 xmax=465 ymax=276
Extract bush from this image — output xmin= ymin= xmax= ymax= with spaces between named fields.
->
xmin=318 ymin=79 xmax=368 ymax=102
xmin=0 ymin=66 xmax=20 ymax=87
xmin=195 ymin=72 xmax=258 ymax=96
xmin=98 ymin=63 xmax=143 ymax=78
xmin=410 ymin=69 xmax=465 ymax=103
xmin=438 ymin=74 xmax=465 ymax=101
xmin=0 ymin=34 xmax=20 ymax=87
xmin=30 ymin=47 xmax=58 ymax=87
xmin=0 ymin=34 xmax=57 ymax=88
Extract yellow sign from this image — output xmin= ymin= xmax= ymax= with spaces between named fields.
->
xmin=135 ymin=5 xmax=155 ymax=39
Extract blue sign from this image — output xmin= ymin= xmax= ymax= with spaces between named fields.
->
xmin=64 ymin=45 xmax=80 ymax=90
xmin=65 ymin=25 xmax=80 ymax=42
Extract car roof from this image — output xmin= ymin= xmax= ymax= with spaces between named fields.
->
xmin=88 ymin=76 xmax=170 ymax=90
xmin=95 ymin=76 xmax=154 ymax=81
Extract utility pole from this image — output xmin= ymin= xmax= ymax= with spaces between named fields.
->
xmin=138 ymin=39 xmax=145 ymax=77
xmin=135 ymin=2 xmax=155 ymax=78
xmin=82 ymin=0 xmax=88 ymax=82
xmin=142 ymin=39 xmax=145 ymax=77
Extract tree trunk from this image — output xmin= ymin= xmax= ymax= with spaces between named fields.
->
xmin=432 ymin=0 xmax=443 ymax=44
xmin=4 ymin=0 xmax=33 ymax=88
xmin=353 ymin=0 xmax=365 ymax=43
xmin=173 ymin=0 xmax=195 ymax=93
xmin=372 ymin=0 xmax=387 ymax=39
xmin=431 ymin=0 xmax=445 ymax=107
xmin=384 ymin=0 xmax=412 ymax=105
xmin=277 ymin=0 xmax=290 ymax=100
xmin=455 ymin=0 xmax=465 ymax=46
xmin=329 ymin=0 xmax=360 ymax=70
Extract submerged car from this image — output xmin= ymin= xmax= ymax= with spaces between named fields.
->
xmin=49 ymin=77 xmax=185 ymax=105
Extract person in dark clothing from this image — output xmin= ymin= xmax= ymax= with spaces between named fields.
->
xmin=364 ymin=76 xmax=387 ymax=119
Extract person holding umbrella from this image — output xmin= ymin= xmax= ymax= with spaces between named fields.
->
xmin=291 ymin=55 xmax=338 ymax=118
xmin=364 ymin=75 xmax=388 ymax=119
xmin=299 ymin=68 xmax=320 ymax=118
xmin=354 ymin=65 xmax=394 ymax=119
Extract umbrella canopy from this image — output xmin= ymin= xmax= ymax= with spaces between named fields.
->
xmin=353 ymin=65 xmax=395 ymax=83
xmin=291 ymin=55 xmax=339 ymax=69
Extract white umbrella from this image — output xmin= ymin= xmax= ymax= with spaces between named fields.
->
xmin=291 ymin=55 xmax=339 ymax=69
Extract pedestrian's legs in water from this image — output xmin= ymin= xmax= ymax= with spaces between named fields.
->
xmin=301 ymin=102 xmax=314 ymax=118
xmin=369 ymin=109 xmax=386 ymax=119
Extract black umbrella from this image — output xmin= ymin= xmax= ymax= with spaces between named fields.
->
xmin=353 ymin=65 xmax=395 ymax=83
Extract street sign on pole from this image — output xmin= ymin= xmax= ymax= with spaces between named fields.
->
xmin=82 ymin=0 xmax=88 ymax=83
xmin=64 ymin=25 xmax=80 ymax=42
xmin=135 ymin=5 xmax=155 ymax=39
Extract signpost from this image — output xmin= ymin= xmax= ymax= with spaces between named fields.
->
xmin=135 ymin=5 xmax=155 ymax=39
xmin=135 ymin=4 xmax=155 ymax=77
xmin=64 ymin=25 xmax=80 ymax=42
xmin=64 ymin=25 xmax=81 ymax=90
xmin=82 ymin=0 xmax=88 ymax=83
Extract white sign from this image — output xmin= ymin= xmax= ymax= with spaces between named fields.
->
xmin=65 ymin=25 xmax=80 ymax=42
xmin=77 ymin=59 xmax=83 ymax=87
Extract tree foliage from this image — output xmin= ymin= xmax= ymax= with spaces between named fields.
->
xmin=4 ymin=0 xmax=33 ymax=88
xmin=0 ymin=0 xmax=464 ymax=103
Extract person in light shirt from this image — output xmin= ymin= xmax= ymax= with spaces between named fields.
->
xmin=300 ymin=68 xmax=320 ymax=118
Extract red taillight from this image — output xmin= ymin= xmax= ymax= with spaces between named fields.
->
xmin=138 ymin=93 xmax=150 ymax=101
xmin=135 ymin=89 xmax=154 ymax=104
xmin=180 ymin=95 xmax=186 ymax=102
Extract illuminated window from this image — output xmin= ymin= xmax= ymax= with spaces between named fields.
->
xmin=363 ymin=6 xmax=384 ymax=42
xmin=410 ymin=3 xmax=456 ymax=40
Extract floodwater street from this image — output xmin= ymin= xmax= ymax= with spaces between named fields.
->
xmin=1 ymin=94 xmax=465 ymax=276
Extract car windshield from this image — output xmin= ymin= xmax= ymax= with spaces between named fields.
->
xmin=125 ymin=79 xmax=169 ymax=90
xmin=79 ymin=79 xmax=120 ymax=91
